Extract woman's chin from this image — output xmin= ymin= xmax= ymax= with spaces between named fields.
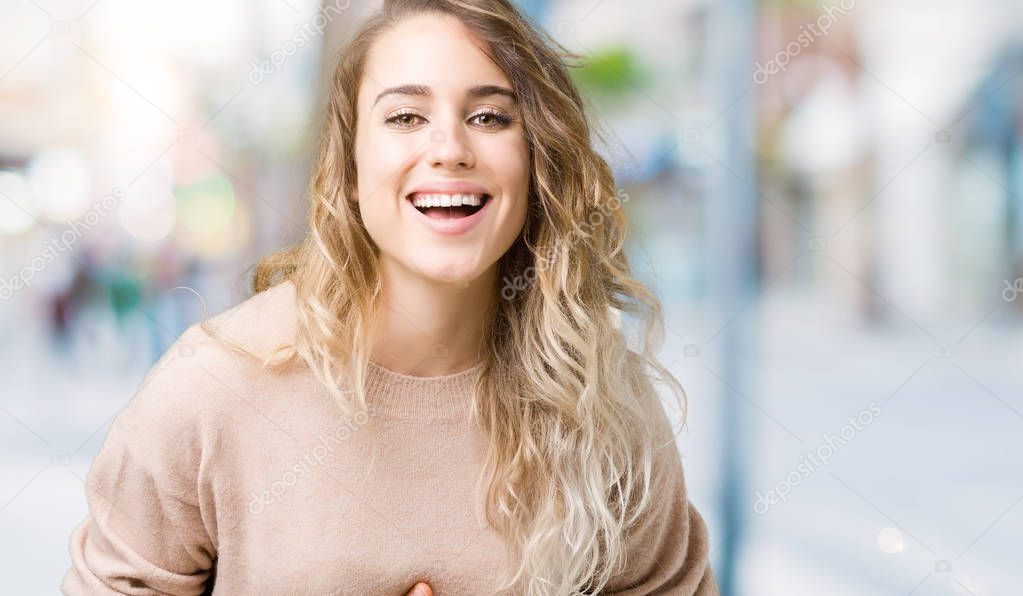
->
xmin=412 ymin=255 xmax=489 ymax=286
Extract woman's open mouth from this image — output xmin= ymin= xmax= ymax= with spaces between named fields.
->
xmin=407 ymin=192 xmax=492 ymax=220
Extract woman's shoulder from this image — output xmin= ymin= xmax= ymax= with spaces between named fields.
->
xmin=191 ymin=278 xmax=299 ymax=363
xmin=113 ymin=279 xmax=300 ymax=444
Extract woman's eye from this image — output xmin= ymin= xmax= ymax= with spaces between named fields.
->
xmin=385 ymin=112 xmax=424 ymax=128
xmin=470 ymin=110 xmax=513 ymax=128
xmin=385 ymin=109 xmax=513 ymax=130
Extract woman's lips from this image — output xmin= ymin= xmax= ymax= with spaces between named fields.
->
xmin=407 ymin=193 xmax=491 ymax=219
xmin=403 ymin=192 xmax=495 ymax=236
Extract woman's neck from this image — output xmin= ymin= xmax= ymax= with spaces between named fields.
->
xmin=369 ymin=257 xmax=496 ymax=376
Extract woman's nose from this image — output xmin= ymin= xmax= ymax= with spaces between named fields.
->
xmin=425 ymin=121 xmax=475 ymax=170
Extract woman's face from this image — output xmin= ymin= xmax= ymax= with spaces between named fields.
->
xmin=354 ymin=12 xmax=530 ymax=286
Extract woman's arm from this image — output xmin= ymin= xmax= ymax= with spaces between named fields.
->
xmin=603 ymin=363 xmax=720 ymax=596
xmin=606 ymin=453 xmax=719 ymax=594
xmin=62 ymin=335 xmax=218 ymax=595
xmin=603 ymin=440 xmax=719 ymax=595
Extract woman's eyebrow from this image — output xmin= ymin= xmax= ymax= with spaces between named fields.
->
xmin=373 ymin=84 xmax=517 ymax=107
xmin=467 ymin=84 xmax=517 ymax=102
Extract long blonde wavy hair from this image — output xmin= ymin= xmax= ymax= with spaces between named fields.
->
xmin=205 ymin=0 xmax=688 ymax=593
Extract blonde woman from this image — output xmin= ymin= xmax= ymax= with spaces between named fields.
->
xmin=63 ymin=0 xmax=719 ymax=594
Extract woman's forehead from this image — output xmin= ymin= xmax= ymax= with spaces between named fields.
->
xmin=360 ymin=14 xmax=510 ymax=103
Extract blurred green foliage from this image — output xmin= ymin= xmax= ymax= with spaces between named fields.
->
xmin=570 ymin=45 xmax=647 ymax=102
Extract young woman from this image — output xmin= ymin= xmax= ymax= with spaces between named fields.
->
xmin=63 ymin=1 xmax=719 ymax=594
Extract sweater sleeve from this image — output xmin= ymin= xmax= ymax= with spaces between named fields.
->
xmin=62 ymin=329 xmax=218 ymax=595
xmin=603 ymin=370 xmax=720 ymax=595
xmin=602 ymin=443 xmax=720 ymax=595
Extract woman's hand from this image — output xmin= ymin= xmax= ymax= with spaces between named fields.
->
xmin=405 ymin=581 xmax=433 ymax=596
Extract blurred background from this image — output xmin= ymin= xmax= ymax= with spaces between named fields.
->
xmin=3 ymin=0 xmax=1022 ymax=593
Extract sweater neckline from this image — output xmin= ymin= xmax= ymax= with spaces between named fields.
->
xmin=367 ymin=359 xmax=484 ymax=381
xmin=364 ymin=359 xmax=484 ymax=420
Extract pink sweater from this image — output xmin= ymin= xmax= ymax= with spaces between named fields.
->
xmin=62 ymin=280 xmax=719 ymax=595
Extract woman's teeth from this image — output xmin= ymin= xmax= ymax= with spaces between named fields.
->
xmin=410 ymin=193 xmax=487 ymax=208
